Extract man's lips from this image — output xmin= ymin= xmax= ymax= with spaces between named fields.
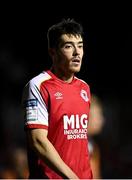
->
xmin=71 ymin=58 xmax=81 ymax=63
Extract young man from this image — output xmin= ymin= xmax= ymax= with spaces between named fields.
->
xmin=22 ymin=18 xmax=93 ymax=179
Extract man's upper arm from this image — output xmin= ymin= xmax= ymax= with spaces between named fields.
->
xmin=22 ymin=79 xmax=49 ymax=130
xmin=26 ymin=128 xmax=48 ymax=148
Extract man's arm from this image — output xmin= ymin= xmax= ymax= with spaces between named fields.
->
xmin=26 ymin=128 xmax=79 ymax=179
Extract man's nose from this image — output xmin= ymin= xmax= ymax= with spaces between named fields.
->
xmin=73 ymin=46 xmax=80 ymax=55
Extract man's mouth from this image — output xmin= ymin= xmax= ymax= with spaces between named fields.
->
xmin=71 ymin=58 xmax=80 ymax=64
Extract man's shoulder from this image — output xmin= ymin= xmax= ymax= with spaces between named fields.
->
xmin=74 ymin=76 xmax=90 ymax=87
xmin=29 ymin=71 xmax=52 ymax=86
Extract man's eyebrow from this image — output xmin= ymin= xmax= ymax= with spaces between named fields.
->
xmin=63 ymin=41 xmax=83 ymax=45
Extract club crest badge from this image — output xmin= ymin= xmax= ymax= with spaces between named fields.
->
xmin=80 ymin=89 xmax=89 ymax=102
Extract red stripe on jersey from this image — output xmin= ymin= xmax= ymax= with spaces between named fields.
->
xmin=25 ymin=124 xmax=48 ymax=130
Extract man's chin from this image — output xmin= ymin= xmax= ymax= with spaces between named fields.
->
xmin=71 ymin=67 xmax=81 ymax=73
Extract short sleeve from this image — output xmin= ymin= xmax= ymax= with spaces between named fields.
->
xmin=22 ymin=79 xmax=49 ymax=130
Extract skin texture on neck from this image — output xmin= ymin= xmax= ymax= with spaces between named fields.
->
xmin=51 ymin=66 xmax=74 ymax=83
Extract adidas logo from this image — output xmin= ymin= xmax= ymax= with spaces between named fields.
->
xmin=54 ymin=92 xmax=63 ymax=99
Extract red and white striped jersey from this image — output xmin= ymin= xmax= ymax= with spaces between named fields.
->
xmin=22 ymin=70 xmax=93 ymax=179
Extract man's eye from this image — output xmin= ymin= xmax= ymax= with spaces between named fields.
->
xmin=65 ymin=45 xmax=72 ymax=48
xmin=78 ymin=45 xmax=83 ymax=48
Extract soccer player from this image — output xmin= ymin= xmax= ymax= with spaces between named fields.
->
xmin=22 ymin=18 xmax=93 ymax=179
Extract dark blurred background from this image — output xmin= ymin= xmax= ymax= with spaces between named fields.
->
xmin=0 ymin=2 xmax=132 ymax=178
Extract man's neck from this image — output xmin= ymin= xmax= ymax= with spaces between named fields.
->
xmin=51 ymin=67 xmax=74 ymax=83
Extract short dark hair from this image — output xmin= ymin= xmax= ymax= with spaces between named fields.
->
xmin=47 ymin=18 xmax=84 ymax=48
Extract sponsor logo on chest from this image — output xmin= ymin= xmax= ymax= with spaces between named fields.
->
xmin=63 ymin=114 xmax=88 ymax=140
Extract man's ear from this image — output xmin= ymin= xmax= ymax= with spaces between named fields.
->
xmin=48 ymin=48 xmax=56 ymax=58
